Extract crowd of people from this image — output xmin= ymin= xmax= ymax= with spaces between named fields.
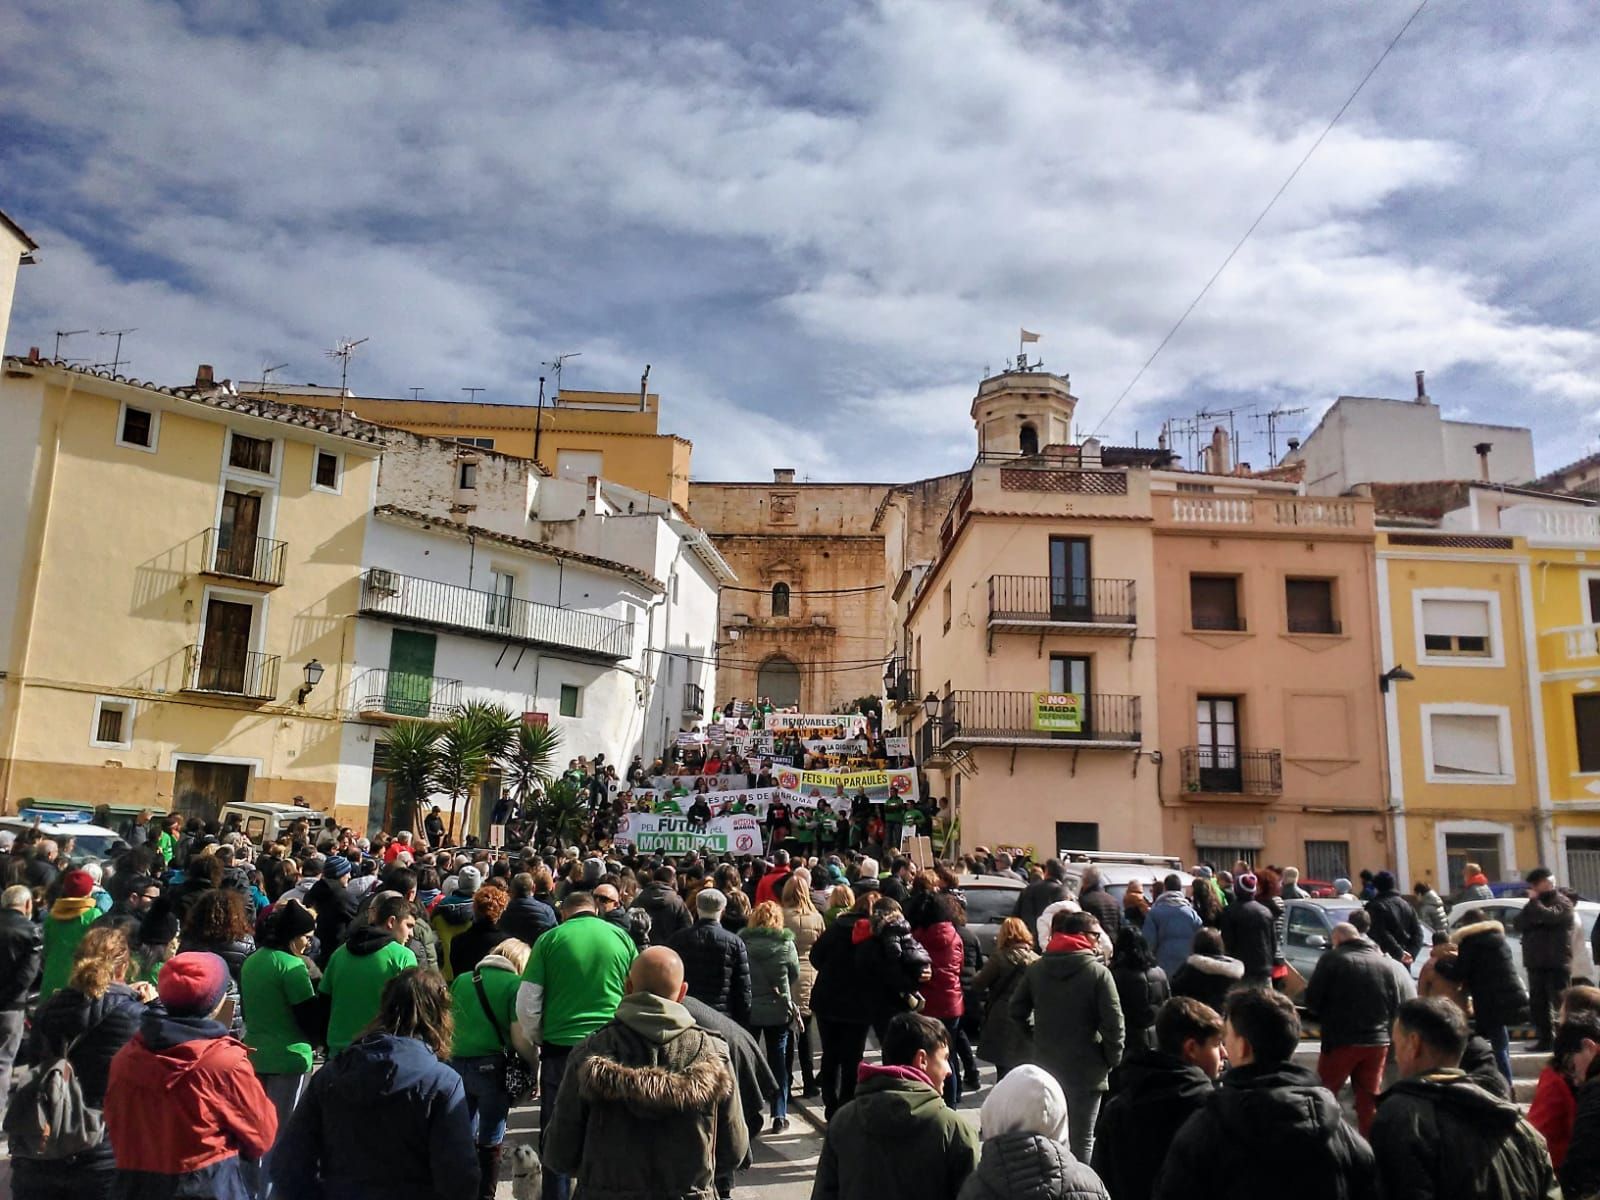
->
xmin=3 ymin=791 xmax=1600 ymax=1200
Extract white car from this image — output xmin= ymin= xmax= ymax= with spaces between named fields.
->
xmin=0 ymin=808 xmax=124 ymax=862
xmin=1059 ymin=850 xmax=1196 ymax=905
xmin=1445 ymin=897 xmax=1600 ymax=986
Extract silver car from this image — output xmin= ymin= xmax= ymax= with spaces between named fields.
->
xmin=1281 ymin=897 xmax=1368 ymax=982
xmin=955 ymin=874 xmax=1026 ymax=957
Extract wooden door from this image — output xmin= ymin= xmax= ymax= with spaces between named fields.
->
xmin=385 ymin=630 xmax=437 ymax=717
xmin=173 ymin=759 xmax=251 ymax=823
xmin=1196 ymin=696 xmax=1241 ymax=790
xmin=1049 ymin=537 xmax=1092 ymax=620
xmin=218 ymin=491 xmax=262 ymax=577
xmin=199 ymin=599 xmax=253 ymax=692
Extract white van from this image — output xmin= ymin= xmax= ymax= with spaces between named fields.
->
xmin=219 ymin=802 xmax=332 ymax=845
xmin=1059 ymin=849 xmax=1195 ymax=902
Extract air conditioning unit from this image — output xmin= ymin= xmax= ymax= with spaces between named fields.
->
xmin=368 ymin=568 xmax=399 ymax=596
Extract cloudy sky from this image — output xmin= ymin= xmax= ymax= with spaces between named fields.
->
xmin=3 ymin=0 xmax=1596 ymax=481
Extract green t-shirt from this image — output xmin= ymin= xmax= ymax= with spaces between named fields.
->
xmin=320 ymin=937 xmax=418 ymax=1054
xmin=653 ymin=798 xmax=684 ymax=815
xmin=523 ymin=912 xmax=637 ymax=1047
xmin=241 ymin=948 xmax=316 ymax=1074
xmin=40 ymin=903 xmax=100 ymax=1002
xmin=450 ymin=963 xmax=522 ymax=1059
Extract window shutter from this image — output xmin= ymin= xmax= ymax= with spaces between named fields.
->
xmin=1430 ymin=713 xmax=1502 ymax=775
xmin=1421 ymin=600 xmax=1491 ymax=640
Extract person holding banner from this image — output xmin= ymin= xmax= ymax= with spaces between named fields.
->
xmin=686 ymin=794 xmax=712 ymax=832
xmin=653 ymin=793 xmax=684 ymax=816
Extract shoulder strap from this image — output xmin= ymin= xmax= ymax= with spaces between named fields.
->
xmin=472 ymin=969 xmax=511 ymax=1050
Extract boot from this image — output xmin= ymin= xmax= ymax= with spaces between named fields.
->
xmin=478 ymin=1144 xmax=503 ymax=1200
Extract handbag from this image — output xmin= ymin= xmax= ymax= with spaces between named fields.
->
xmin=473 ymin=969 xmax=537 ymax=1101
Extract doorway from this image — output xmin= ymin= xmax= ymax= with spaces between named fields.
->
xmin=1048 ymin=537 xmax=1092 ymax=620
xmin=385 ymin=630 xmax=438 ymax=717
xmin=757 ymin=655 xmax=802 ymax=709
xmin=198 ymin=598 xmax=255 ymax=693
xmin=216 ymin=490 xmax=263 ymax=577
xmin=1195 ymin=696 xmax=1241 ymax=791
xmin=173 ymin=759 xmax=252 ymax=824
xmin=1049 ymin=654 xmax=1090 ymax=737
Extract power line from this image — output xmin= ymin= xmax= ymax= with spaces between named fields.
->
xmin=1088 ymin=0 xmax=1430 ymax=438
xmin=721 ymin=583 xmax=885 ymax=596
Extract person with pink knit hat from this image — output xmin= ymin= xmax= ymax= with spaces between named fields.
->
xmin=38 ymin=868 xmax=100 ymax=1002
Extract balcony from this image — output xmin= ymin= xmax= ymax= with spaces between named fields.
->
xmin=182 ymin=644 xmax=280 ymax=701
xmin=202 ymin=528 xmax=286 ymax=587
xmin=1166 ymin=495 xmax=1362 ymax=531
xmin=886 ymin=668 xmax=920 ymax=706
xmin=1544 ymin=623 xmax=1600 ymax=668
xmin=684 ymin=682 xmax=705 ymax=716
xmin=1179 ymin=746 xmax=1283 ymax=796
xmin=360 ymin=568 xmax=633 ymax=663
xmin=1500 ymin=504 xmax=1600 ymax=544
xmin=354 ymin=668 xmax=463 ymax=720
xmin=929 ymin=690 xmax=1141 ymax=749
xmin=988 ymin=575 xmax=1136 ymax=649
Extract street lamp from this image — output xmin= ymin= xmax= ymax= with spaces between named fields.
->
xmin=1378 ymin=664 xmax=1415 ymax=693
xmin=297 ymin=658 xmax=325 ymax=705
xmin=883 ymin=660 xmax=897 ymax=694
xmin=922 ymin=692 xmax=940 ymax=720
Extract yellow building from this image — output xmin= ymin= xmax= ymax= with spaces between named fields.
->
xmin=0 ymin=353 xmax=383 ymax=824
xmin=261 ymin=385 xmax=693 ymax=510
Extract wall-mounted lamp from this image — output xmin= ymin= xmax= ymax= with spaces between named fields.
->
xmin=922 ymin=692 xmax=940 ymax=720
xmin=883 ymin=660 xmax=898 ymax=693
xmin=1378 ymin=664 xmax=1415 ymax=694
xmin=297 ymin=658 xmax=325 ymax=705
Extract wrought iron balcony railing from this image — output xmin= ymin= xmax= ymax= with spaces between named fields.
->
xmin=203 ymin=527 xmax=287 ymax=586
xmin=1179 ymin=746 xmax=1283 ymax=795
xmin=182 ymin=644 xmax=280 ymax=701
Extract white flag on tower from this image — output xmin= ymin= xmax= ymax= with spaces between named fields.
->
xmin=1019 ymin=328 xmax=1041 ymax=343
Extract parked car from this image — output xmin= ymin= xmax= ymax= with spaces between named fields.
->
xmin=0 ymin=807 xmax=124 ymax=862
xmin=1281 ymin=897 xmax=1368 ymax=983
xmin=1058 ymin=850 xmax=1196 ymax=904
xmin=219 ymin=801 xmax=333 ymax=845
xmin=1446 ymin=897 xmax=1600 ymax=986
xmin=1294 ymin=878 xmax=1339 ymax=898
xmin=955 ymin=874 xmax=1025 ymax=957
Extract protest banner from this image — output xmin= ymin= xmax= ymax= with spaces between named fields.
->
xmin=772 ymin=767 xmax=919 ymax=803
xmin=646 ymin=774 xmax=754 ymax=793
xmin=885 ymin=736 xmax=911 ymax=757
xmin=613 ymin=812 xmax=765 ymax=855
xmin=800 ymin=738 xmax=869 ymax=756
xmin=763 ymin=712 xmax=869 ymax=739
xmin=1030 ymin=692 xmax=1084 ymax=733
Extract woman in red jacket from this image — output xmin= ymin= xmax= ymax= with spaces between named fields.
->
xmin=103 ymin=952 xmax=278 ymax=1199
xmin=908 ymin=884 xmax=967 ymax=1105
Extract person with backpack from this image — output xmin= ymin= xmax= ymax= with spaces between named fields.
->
xmin=7 ymin=926 xmax=152 ymax=1200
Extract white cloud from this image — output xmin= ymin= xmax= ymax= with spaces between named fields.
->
xmin=2 ymin=0 xmax=1597 ymax=479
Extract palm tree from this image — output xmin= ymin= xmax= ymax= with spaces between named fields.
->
xmin=379 ymin=719 xmax=442 ymax=835
xmin=504 ymin=721 xmax=562 ymax=807
xmin=436 ymin=702 xmax=522 ymax=841
xmin=537 ymin=777 xmax=590 ymax=848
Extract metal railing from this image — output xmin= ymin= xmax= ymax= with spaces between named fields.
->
xmin=360 ymin=568 xmax=633 ymax=661
xmin=886 ymin=668 xmax=920 ymax=704
xmin=989 ymin=575 xmax=1136 ymax=625
xmin=183 ymin=644 xmax=280 ymax=700
xmin=684 ymin=682 xmax=705 ymax=716
xmin=354 ymin=669 xmax=463 ymax=719
xmin=931 ymin=690 xmax=1141 ymax=745
xmin=1179 ymin=746 xmax=1283 ymax=795
xmin=203 ymin=527 xmax=287 ymax=586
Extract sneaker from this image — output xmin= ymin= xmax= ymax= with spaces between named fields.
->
xmin=773 ymin=1116 xmax=790 ymax=1133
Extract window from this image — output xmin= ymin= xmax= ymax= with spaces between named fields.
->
xmin=1196 ymin=845 xmax=1256 ymax=870
xmin=1305 ymin=840 xmax=1350 ymax=882
xmin=228 ymin=432 xmax=274 ymax=474
xmin=1420 ymin=597 xmax=1492 ymax=658
xmin=771 ymin=582 xmax=790 ymax=618
xmin=1049 ymin=537 xmax=1091 ymax=619
xmin=559 ymin=684 xmax=582 ymax=718
xmin=1019 ymin=422 xmax=1039 ymax=456
xmin=457 ymin=437 xmax=495 ymax=450
xmin=1425 ymin=709 xmax=1510 ymax=782
xmin=458 ymin=460 xmax=478 ymax=490
xmin=313 ymin=450 xmax=341 ymax=492
xmin=90 ymin=697 xmax=133 ymax=749
xmin=1193 ymin=697 xmax=1241 ymax=790
xmin=1444 ymin=831 xmax=1504 ymax=891
xmin=1190 ymin=575 xmax=1243 ymax=631
xmin=1286 ymin=579 xmax=1338 ymax=634
xmin=117 ymin=403 xmax=156 ymax=451
xmin=487 ymin=570 xmax=514 ymax=627
xmin=1286 ymin=905 xmax=1333 ymax=948
xmin=1576 ymin=695 xmax=1600 ymax=773
xmin=942 ymin=583 xmax=952 ymax=633
xmin=1054 ymin=821 xmax=1099 ymax=855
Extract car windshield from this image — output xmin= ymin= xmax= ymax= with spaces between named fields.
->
xmin=1320 ymin=904 xmax=1361 ymax=926
xmin=70 ymin=834 xmax=119 ymax=860
xmin=961 ymin=888 xmax=1020 ymax=926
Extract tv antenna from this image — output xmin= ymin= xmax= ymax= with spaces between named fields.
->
xmin=53 ymin=329 xmax=89 ymax=361
xmin=93 ymin=328 xmax=137 ymax=374
xmin=409 ymin=387 xmax=425 ymax=401
xmin=324 ymin=337 xmax=369 ymax=409
xmin=540 ymin=351 xmax=582 ymax=400
xmin=462 ymin=387 xmax=484 ymax=402
xmin=1254 ymin=405 xmax=1308 ymax=465
xmin=258 ymin=361 xmax=290 ymax=393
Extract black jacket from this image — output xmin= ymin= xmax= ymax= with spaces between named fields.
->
xmin=633 ymin=881 xmax=692 ymax=945
xmin=177 ymin=934 xmax=255 ymax=986
xmin=448 ymin=917 xmax=505 ymax=978
xmin=1435 ymin=921 xmax=1527 ymax=1027
xmin=858 ymin=917 xmax=933 ymax=1027
xmin=0 ymin=907 xmax=42 ymax=1010
xmin=958 ymin=1131 xmax=1109 ymax=1200
xmin=1565 ymin=1070 xmax=1600 ymax=1199
xmin=305 ymin=879 xmax=359 ymax=967
xmin=1111 ymin=963 xmax=1170 ymax=1034
xmin=668 ymin=918 xmax=752 ymax=1026
xmin=1078 ymin=887 xmax=1122 ymax=941
xmin=1516 ymin=890 xmax=1577 ymax=971
xmin=1304 ymin=939 xmax=1404 ymax=1049
xmin=1015 ymin=878 xmax=1070 ymax=943
xmin=1092 ymin=1049 xmax=1214 ymax=1200
xmin=1365 ymin=890 xmax=1423 ymax=963
xmin=1170 ymin=953 xmax=1246 ymax=1014
xmin=809 ymin=913 xmax=872 ymax=1024
xmin=23 ymin=983 xmax=144 ymax=1107
xmin=1217 ymin=899 xmax=1277 ymax=978
xmin=1371 ymin=1070 xmax=1559 ymax=1200
xmin=1154 ymin=1062 xmax=1376 ymax=1199
xmin=498 ymin=895 xmax=557 ymax=946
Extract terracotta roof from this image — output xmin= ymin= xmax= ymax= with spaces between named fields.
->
xmin=373 ymin=505 xmax=663 ymax=591
xmin=5 ymin=353 xmax=387 ymax=446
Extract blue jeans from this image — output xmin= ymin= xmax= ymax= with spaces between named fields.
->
xmin=540 ymin=1044 xmax=573 ymax=1200
xmin=1478 ymin=1020 xmax=1513 ymax=1085
xmin=757 ymin=1025 xmax=789 ymax=1119
xmin=453 ymin=1054 xmax=512 ymax=1147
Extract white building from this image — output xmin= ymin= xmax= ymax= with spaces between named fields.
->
xmin=1284 ymin=378 xmax=1536 ymax=497
xmin=336 ymin=430 xmax=731 ymax=837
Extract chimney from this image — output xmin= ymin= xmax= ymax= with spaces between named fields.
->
xmin=1286 ymin=437 xmax=1301 ymax=453
xmin=195 ymin=364 xmax=214 ymax=388
xmin=773 ymin=468 xmax=795 ymax=484
xmin=1475 ymin=441 xmax=1493 ymax=481
xmin=1208 ymin=426 xmax=1231 ymax=474
xmin=1415 ymin=369 xmax=1428 ymax=404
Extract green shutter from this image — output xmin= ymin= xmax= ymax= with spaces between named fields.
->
xmin=386 ymin=630 xmax=438 ymax=717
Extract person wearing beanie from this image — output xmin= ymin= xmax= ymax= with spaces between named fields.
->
xmin=431 ymin=864 xmax=483 ymax=983
xmin=667 ymin=888 xmax=753 ymax=1026
xmin=103 ymin=952 xmax=278 ymax=1199
xmin=959 ymin=1064 xmax=1110 ymax=1200
xmin=1217 ymin=872 xmax=1276 ymax=988
xmin=38 ymin=868 xmax=102 ymax=1002
xmin=1332 ymin=877 xmax=1358 ymax=901
xmin=321 ymin=892 xmax=419 ymax=1056
xmin=1365 ymin=868 xmax=1423 ymax=967
xmin=241 ymin=900 xmax=326 ymax=1196
xmin=305 ymin=855 xmax=358 ymax=969
xmin=134 ymin=907 xmax=183 ymax=985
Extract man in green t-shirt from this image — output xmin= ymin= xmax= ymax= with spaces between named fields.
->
xmin=320 ymin=894 xmax=417 ymax=1055
xmin=794 ymin=811 xmax=816 ymax=856
xmin=240 ymin=899 xmax=320 ymax=1159
xmin=884 ymin=796 xmax=906 ymax=850
xmin=516 ymin=890 xmax=637 ymax=1200
xmin=654 ymin=795 xmax=684 ymax=815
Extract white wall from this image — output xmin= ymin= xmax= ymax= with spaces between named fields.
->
xmin=0 ymin=373 xmax=47 ymax=671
